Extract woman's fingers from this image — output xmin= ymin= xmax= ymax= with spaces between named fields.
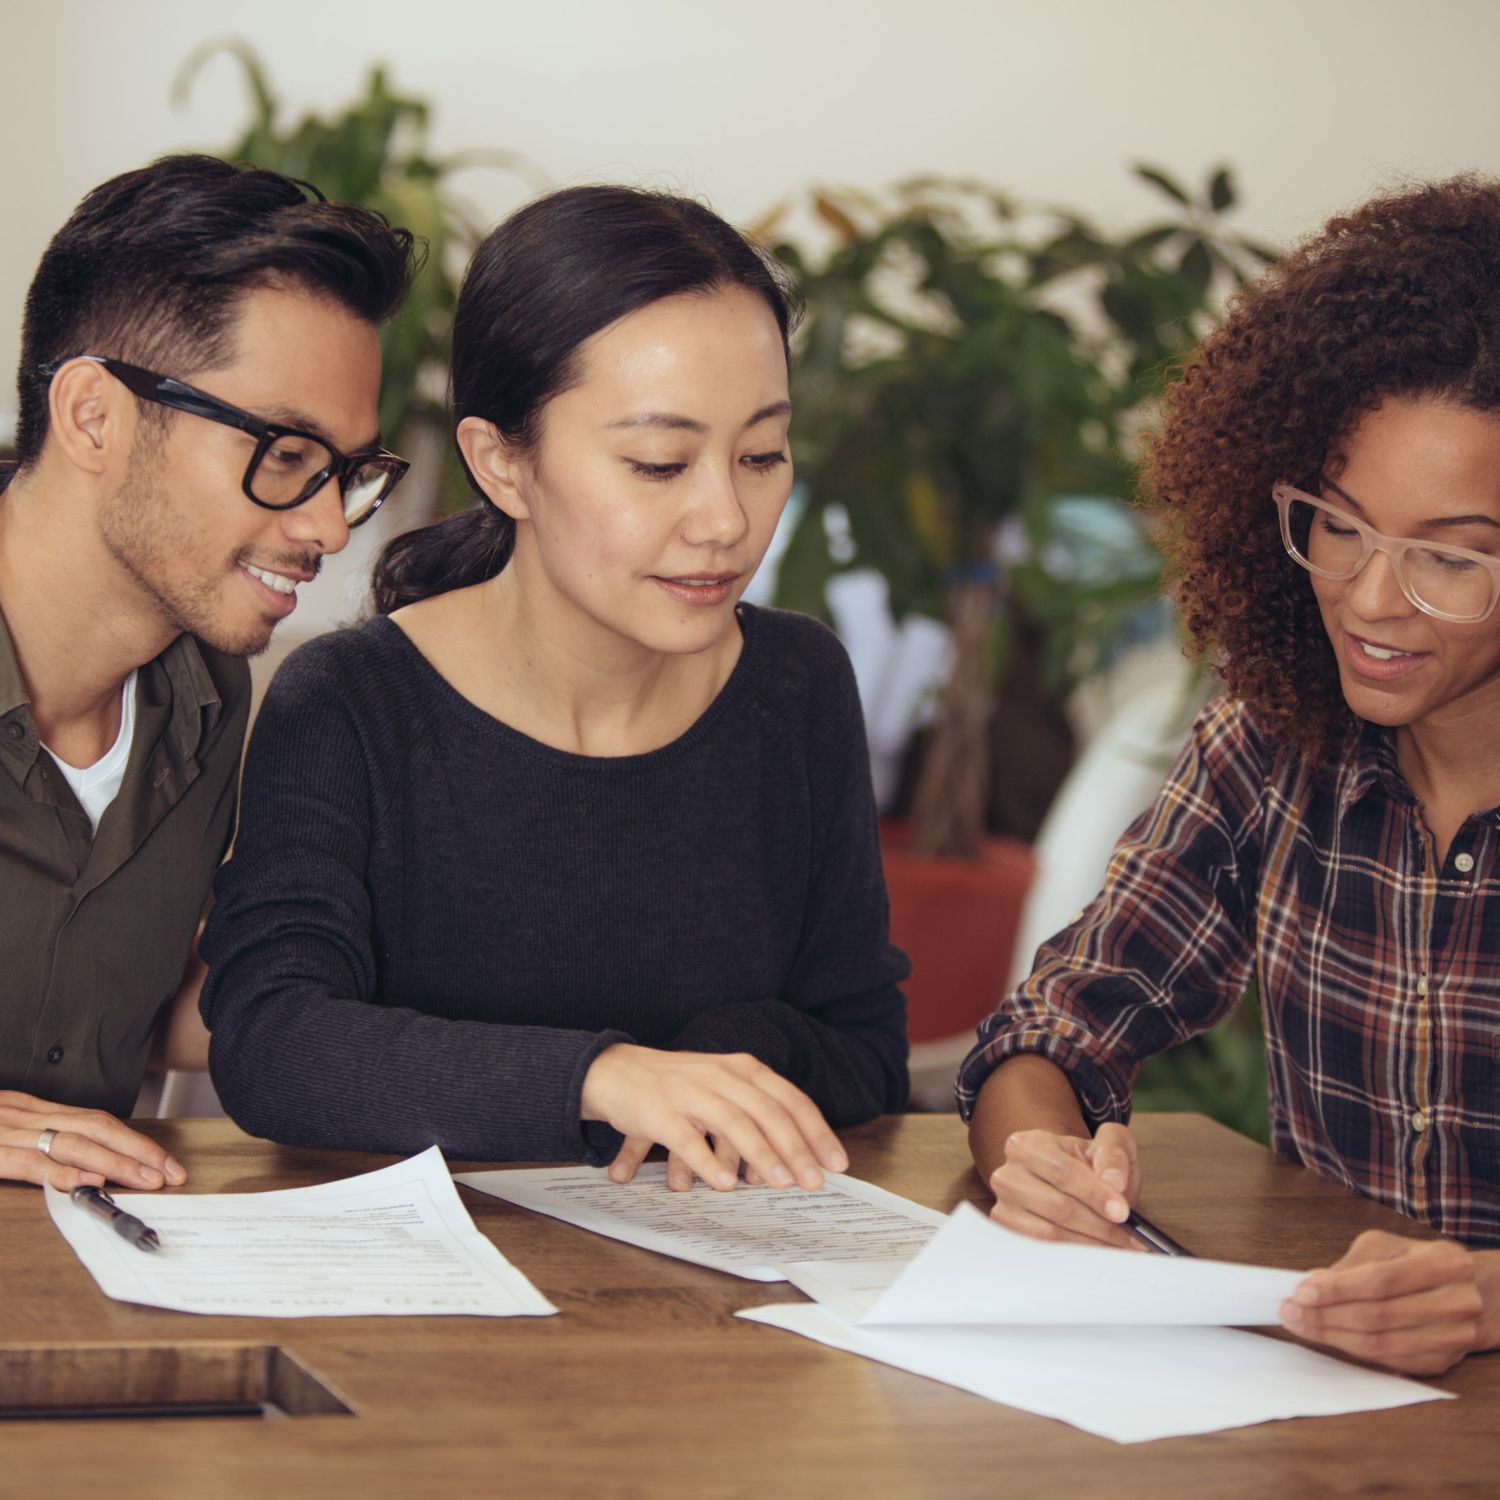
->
xmin=1289 ymin=1278 xmax=1481 ymax=1336
xmin=1278 ymin=1233 xmax=1484 ymax=1373
xmin=584 ymin=1047 xmax=843 ymax=1194
xmin=608 ymin=1135 xmax=654 ymax=1184
xmin=989 ymin=1129 xmax=1140 ymax=1250
xmin=710 ymin=1073 xmax=830 ymax=1189
xmin=721 ymin=1058 xmax=848 ymax=1173
xmin=989 ymin=1195 xmax=1146 ymax=1250
xmin=1087 ymin=1123 xmax=1140 ymax=1198
xmin=665 ymin=1137 xmax=741 ymax=1192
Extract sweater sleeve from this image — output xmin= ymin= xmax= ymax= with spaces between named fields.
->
xmin=199 ymin=638 xmax=628 ymax=1163
xmin=669 ymin=625 xmax=911 ymax=1123
xmin=954 ymin=697 xmax=1264 ymax=1127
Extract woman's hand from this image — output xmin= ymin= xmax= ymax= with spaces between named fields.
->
xmin=1280 ymin=1232 xmax=1500 ymax=1375
xmin=610 ymin=1133 xmax=745 ymax=1192
xmin=986 ymin=1121 xmax=1143 ymax=1250
xmin=582 ymin=1045 xmax=847 ymax=1191
xmin=0 ymin=1090 xmax=187 ymax=1191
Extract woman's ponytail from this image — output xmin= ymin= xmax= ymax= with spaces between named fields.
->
xmin=370 ymin=501 xmax=514 ymax=614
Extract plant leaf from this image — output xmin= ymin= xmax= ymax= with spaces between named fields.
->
xmin=1134 ymin=163 xmax=1192 ymax=207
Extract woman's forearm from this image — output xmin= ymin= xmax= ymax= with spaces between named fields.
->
xmin=968 ymin=1053 xmax=1090 ymax=1183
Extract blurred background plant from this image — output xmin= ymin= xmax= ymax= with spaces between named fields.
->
xmin=763 ymin=166 xmax=1277 ymax=853
xmin=1134 ymin=987 xmax=1270 ymax=1144
xmin=174 ymin=40 xmax=540 ymax=508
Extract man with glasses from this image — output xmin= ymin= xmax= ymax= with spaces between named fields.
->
xmin=0 ymin=156 xmax=416 ymax=1192
xmin=962 ymin=176 xmax=1500 ymax=1376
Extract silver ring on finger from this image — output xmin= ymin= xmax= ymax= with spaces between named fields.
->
xmin=36 ymin=1127 xmax=59 ymax=1158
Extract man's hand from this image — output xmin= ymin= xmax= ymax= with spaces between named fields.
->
xmin=0 ymin=1090 xmax=186 ymax=1191
xmin=583 ymin=1045 xmax=847 ymax=1192
xmin=1280 ymin=1231 xmax=1500 ymax=1375
xmin=986 ymin=1121 xmax=1144 ymax=1250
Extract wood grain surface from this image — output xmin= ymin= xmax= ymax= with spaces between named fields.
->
xmin=0 ymin=1114 xmax=1493 ymax=1499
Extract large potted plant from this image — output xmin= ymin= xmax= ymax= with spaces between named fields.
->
xmin=764 ymin=167 xmax=1274 ymax=1043
xmin=175 ymin=40 xmax=540 ymax=508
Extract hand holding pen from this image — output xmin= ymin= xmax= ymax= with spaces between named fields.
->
xmin=988 ymin=1121 xmax=1148 ymax=1250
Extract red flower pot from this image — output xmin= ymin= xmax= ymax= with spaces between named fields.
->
xmin=880 ymin=819 xmax=1036 ymax=1045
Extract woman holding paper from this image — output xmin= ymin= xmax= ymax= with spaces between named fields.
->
xmin=962 ymin=177 xmax=1500 ymax=1374
xmin=200 ymin=186 xmax=909 ymax=1194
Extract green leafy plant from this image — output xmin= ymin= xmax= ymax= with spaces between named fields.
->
xmin=764 ymin=167 xmax=1276 ymax=855
xmin=1134 ymin=988 xmax=1270 ymax=1144
xmin=174 ymin=41 xmax=539 ymax=502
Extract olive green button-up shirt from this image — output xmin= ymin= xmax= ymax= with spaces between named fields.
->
xmin=0 ymin=607 xmax=249 ymax=1117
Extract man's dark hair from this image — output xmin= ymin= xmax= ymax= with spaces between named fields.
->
xmin=12 ymin=153 xmax=418 ymax=470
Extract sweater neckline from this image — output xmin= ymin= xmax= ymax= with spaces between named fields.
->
xmin=370 ymin=604 xmax=761 ymax=772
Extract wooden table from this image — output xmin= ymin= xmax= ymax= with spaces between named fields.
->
xmin=0 ymin=1114 xmax=1494 ymax=1498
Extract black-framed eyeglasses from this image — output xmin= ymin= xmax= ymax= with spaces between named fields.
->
xmin=41 ymin=355 xmax=409 ymax=528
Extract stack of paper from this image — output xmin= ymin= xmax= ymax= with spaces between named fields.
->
xmin=47 ymin=1147 xmax=556 ymax=1319
xmin=455 ymin=1162 xmax=945 ymax=1279
xmin=741 ymin=1203 xmax=1451 ymax=1442
xmin=461 ymin=1166 xmax=1452 ymax=1443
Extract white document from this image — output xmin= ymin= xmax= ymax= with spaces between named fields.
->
xmin=454 ymin=1162 xmax=946 ymax=1281
xmin=47 ymin=1146 xmax=556 ymax=1318
xmin=784 ymin=1201 xmax=1305 ymax=1326
xmin=737 ymin=1303 xmax=1451 ymax=1445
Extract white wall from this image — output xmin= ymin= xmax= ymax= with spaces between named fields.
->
xmin=5 ymin=0 xmax=1499 ymax=440
xmin=9 ymin=0 xmax=1495 ymax=649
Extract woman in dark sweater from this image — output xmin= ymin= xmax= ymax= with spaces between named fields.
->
xmin=200 ymin=187 xmax=910 ymax=1190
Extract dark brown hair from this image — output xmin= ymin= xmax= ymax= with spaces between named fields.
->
xmin=14 ymin=154 xmax=417 ymax=470
xmin=1144 ymin=175 xmax=1500 ymax=764
xmin=371 ymin=185 xmax=800 ymax=614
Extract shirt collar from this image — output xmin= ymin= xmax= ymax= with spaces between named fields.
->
xmin=0 ymin=604 xmax=222 ymax=782
xmin=1337 ymin=715 xmax=1500 ymax=826
xmin=0 ymin=602 xmax=26 ymax=719
xmin=1337 ymin=718 xmax=1413 ymax=816
xmin=156 ymin=633 xmax=224 ymax=760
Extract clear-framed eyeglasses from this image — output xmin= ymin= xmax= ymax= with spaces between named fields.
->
xmin=1272 ymin=482 xmax=1500 ymax=624
xmin=40 ymin=355 xmax=409 ymax=528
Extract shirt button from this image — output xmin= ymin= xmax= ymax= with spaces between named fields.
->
xmin=1416 ymin=974 xmax=1429 ymax=997
xmin=4 ymin=722 xmax=22 ymax=741
xmin=1454 ymin=852 xmax=1475 ymax=873
xmin=1411 ymin=1110 xmax=1428 ymax=1133
xmin=45 ymin=1043 xmax=65 ymax=1065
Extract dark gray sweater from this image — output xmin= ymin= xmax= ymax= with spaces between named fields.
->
xmin=201 ymin=605 xmax=910 ymax=1162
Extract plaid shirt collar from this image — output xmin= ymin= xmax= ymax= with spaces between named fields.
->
xmin=1338 ymin=716 xmax=1500 ymax=826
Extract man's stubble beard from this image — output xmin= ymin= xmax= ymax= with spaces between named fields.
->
xmin=98 ymin=443 xmax=278 ymax=660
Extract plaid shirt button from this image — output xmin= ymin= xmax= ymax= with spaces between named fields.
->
xmin=1411 ymin=1111 xmax=1429 ymax=1133
xmin=1455 ymin=852 xmax=1475 ymax=873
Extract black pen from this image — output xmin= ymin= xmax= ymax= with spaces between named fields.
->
xmin=1125 ymin=1209 xmax=1195 ymax=1258
xmin=69 ymin=1186 xmax=162 ymax=1253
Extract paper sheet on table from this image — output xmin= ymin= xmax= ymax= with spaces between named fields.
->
xmin=782 ymin=1201 xmax=1304 ymax=1325
xmin=737 ymin=1303 xmax=1451 ymax=1445
xmin=454 ymin=1162 xmax=945 ymax=1281
xmin=46 ymin=1146 xmax=556 ymax=1318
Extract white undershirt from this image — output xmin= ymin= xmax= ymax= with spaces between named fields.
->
xmin=43 ymin=669 xmax=139 ymax=833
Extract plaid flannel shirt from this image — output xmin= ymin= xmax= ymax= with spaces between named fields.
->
xmin=957 ymin=696 xmax=1500 ymax=1248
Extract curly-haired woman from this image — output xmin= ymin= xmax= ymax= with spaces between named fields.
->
xmin=961 ymin=177 xmax=1500 ymax=1374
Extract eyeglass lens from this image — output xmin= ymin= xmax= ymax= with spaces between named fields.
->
xmin=249 ymin=435 xmax=392 ymax=524
xmin=341 ymin=462 xmax=397 ymax=524
xmin=1285 ymin=497 xmax=1495 ymax=620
